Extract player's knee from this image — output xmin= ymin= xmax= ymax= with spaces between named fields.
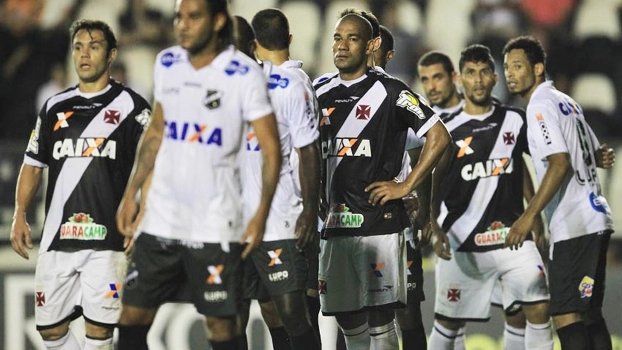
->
xmin=368 ymin=308 xmax=394 ymax=328
xmin=85 ymin=321 xmax=114 ymax=340
xmin=118 ymin=305 xmax=157 ymax=326
xmin=38 ymin=322 xmax=70 ymax=341
xmin=259 ymin=300 xmax=282 ymax=328
xmin=435 ymin=318 xmax=464 ymax=331
xmin=522 ymin=301 xmax=550 ymax=324
xmin=205 ymin=316 xmax=237 ymax=342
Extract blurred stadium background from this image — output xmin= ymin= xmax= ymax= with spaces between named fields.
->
xmin=1 ymin=0 xmax=621 ymax=349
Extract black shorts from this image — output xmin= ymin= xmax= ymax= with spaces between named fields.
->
xmin=243 ymin=239 xmax=308 ymax=300
xmin=305 ymin=247 xmax=319 ymax=291
xmin=405 ymin=242 xmax=425 ymax=304
xmin=549 ymin=231 xmax=611 ymax=316
xmin=123 ymin=233 xmax=244 ymax=317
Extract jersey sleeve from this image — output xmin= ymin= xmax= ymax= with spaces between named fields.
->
xmin=526 ymin=101 xmax=569 ymax=159
xmin=287 ymin=81 xmax=319 ymax=149
xmin=242 ymin=67 xmax=274 ymax=122
xmin=24 ymin=103 xmax=50 ymax=168
xmin=405 ymin=128 xmax=425 ymax=150
xmin=394 ymin=87 xmax=440 ymax=139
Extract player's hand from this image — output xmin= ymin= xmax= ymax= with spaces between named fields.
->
xmin=596 ymin=144 xmax=615 ymax=169
xmin=403 ymin=193 xmax=419 ymax=216
xmin=432 ymin=229 xmax=452 ymax=260
xmin=123 ymin=236 xmax=135 ymax=256
xmin=116 ymin=195 xmax=139 ymax=238
xmin=295 ymin=209 xmax=319 ymax=254
xmin=365 ymin=180 xmax=410 ymax=206
xmin=10 ymin=214 xmax=33 ymax=260
xmin=241 ymin=215 xmax=266 ymax=259
xmin=505 ymin=214 xmax=534 ymax=250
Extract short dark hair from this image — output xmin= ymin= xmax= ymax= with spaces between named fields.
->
xmin=339 ymin=8 xmax=380 ymax=38
xmin=502 ymin=35 xmax=547 ymax=68
xmin=418 ymin=51 xmax=455 ymax=75
xmin=204 ymin=0 xmax=234 ymax=51
xmin=233 ymin=16 xmax=255 ymax=57
xmin=252 ymin=8 xmax=289 ymax=50
xmin=459 ymin=44 xmax=495 ymax=73
xmin=69 ymin=19 xmax=117 ymax=57
xmin=379 ymin=25 xmax=394 ymax=53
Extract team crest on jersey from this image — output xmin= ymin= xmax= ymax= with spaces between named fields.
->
xmin=396 ymin=90 xmax=426 ymax=119
xmin=203 ymin=89 xmax=223 ymax=109
xmin=36 ymin=291 xmax=45 ymax=307
xmin=52 ymin=138 xmax=117 ymax=160
xmin=60 ymin=213 xmax=108 ymax=240
xmin=579 ymin=276 xmax=594 ymax=298
xmin=356 ymin=104 xmax=371 ymax=120
xmin=27 ymin=117 xmax=42 ymax=154
xmin=318 ymin=280 xmax=327 ymax=294
xmin=224 ymin=60 xmax=249 ymax=76
xmin=326 ymin=204 xmax=364 ymax=228
xmin=474 ymin=221 xmax=509 ymax=246
xmin=165 ymin=121 xmax=222 ymax=146
xmin=461 ymin=158 xmax=514 ymax=181
xmin=321 ymin=138 xmax=371 ymax=158
xmin=447 ymin=288 xmax=461 ymax=302
xmin=268 ymin=74 xmax=289 ymax=89
xmin=536 ymin=114 xmax=552 ymax=145
xmin=503 ymin=132 xmax=515 ymax=145
xmin=104 ymin=110 xmax=120 ymax=125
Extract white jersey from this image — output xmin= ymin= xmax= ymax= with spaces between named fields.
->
xmin=140 ymin=46 xmax=273 ymax=243
xmin=526 ymin=81 xmax=614 ymax=243
xmin=240 ymin=60 xmax=319 ymax=241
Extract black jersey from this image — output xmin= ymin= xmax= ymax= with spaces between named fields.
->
xmin=24 ymin=80 xmax=151 ymax=252
xmin=314 ymin=68 xmax=439 ymax=237
xmin=438 ymin=105 xmax=529 ymax=252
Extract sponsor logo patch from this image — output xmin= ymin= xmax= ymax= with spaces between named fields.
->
xmin=224 ymin=60 xmax=249 ymax=76
xmin=461 ymin=158 xmax=513 ymax=181
xmin=206 ymin=265 xmax=224 ymax=285
xmin=456 ymin=137 xmax=474 ymax=158
xmin=326 ymin=204 xmax=364 ymax=228
xmin=396 ymin=90 xmax=426 ymax=119
xmin=321 ymin=138 xmax=371 ymax=158
xmin=105 ymin=283 xmax=122 ymax=299
xmin=474 ymin=221 xmax=509 ymax=246
xmin=579 ymin=276 xmax=594 ymax=298
xmin=165 ymin=121 xmax=222 ymax=146
xmin=60 ymin=213 xmax=107 ymax=240
xmin=536 ymin=113 xmax=552 ymax=145
xmin=370 ymin=262 xmax=385 ymax=278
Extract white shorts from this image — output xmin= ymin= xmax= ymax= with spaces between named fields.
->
xmin=35 ymin=250 xmax=127 ymax=328
xmin=318 ymin=233 xmax=407 ymax=315
xmin=434 ymin=241 xmax=549 ymax=321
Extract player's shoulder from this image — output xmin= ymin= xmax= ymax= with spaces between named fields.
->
xmin=497 ymin=103 xmax=525 ymax=117
xmin=313 ymin=71 xmax=338 ymax=87
xmin=43 ymin=85 xmax=80 ymax=114
xmin=113 ymin=80 xmax=151 ymax=109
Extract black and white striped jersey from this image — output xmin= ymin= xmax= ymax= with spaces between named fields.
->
xmin=24 ymin=80 xmax=151 ymax=253
xmin=437 ymin=104 xmax=529 ymax=252
xmin=314 ymin=68 xmax=440 ymax=237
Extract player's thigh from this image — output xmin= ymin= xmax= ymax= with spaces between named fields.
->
xmin=405 ymin=243 xmax=425 ymax=305
xmin=80 ymin=250 xmax=127 ymax=325
xmin=318 ymin=236 xmax=361 ymax=314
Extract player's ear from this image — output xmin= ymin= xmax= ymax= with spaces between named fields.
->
xmin=534 ymin=62 xmax=544 ymax=78
xmin=213 ymin=12 xmax=227 ymax=33
xmin=372 ymin=36 xmax=382 ymax=52
xmin=108 ymin=48 xmax=117 ymax=64
xmin=386 ymin=49 xmax=395 ymax=64
xmin=288 ymin=33 xmax=293 ymax=46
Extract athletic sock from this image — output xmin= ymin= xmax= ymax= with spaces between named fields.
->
xmin=453 ymin=326 xmax=466 ymax=350
xmin=290 ymin=327 xmax=321 ymax=350
xmin=43 ymin=331 xmax=81 ymax=350
xmin=556 ymin=322 xmax=592 ymax=350
xmin=503 ymin=323 xmax=525 ymax=350
xmin=268 ymin=327 xmax=290 ymax=350
xmin=341 ymin=323 xmax=371 ymax=350
xmin=429 ymin=320 xmax=460 ymax=350
xmin=525 ymin=320 xmax=553 ymax=350
xmin=369 ymin=320 xmax=399 ymax=350
xmin=117 ymin=324 xmax=150 ymax=350
xmin=587 ymin=317 xmax=612 ymax=350
xmin=84 ymin=336 xmax=113 ymax=350
xmin=401 ymin=323 xmax=427 ymax=350
xmin=306 ymin=295 xmax=322 ymax=346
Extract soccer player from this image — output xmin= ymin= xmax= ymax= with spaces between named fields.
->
xmin=503 ymin=35 xmax=616 ymax=350
xmin=236 ymin=9 xmax=321 ymax=350
xmin=418 ymin=49 xmax=533 ymax=348
xmin=114 ymin=1 xmax=282 ymax=349
xmin=10 ymin=19 xmax=151 ymax=350
xmin=427 ymin=44 xmax=553 ymax=350
xmin=315 ymin=13 xmax=451 ymax=350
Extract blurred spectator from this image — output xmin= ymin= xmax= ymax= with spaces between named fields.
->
xmin=36 ymin=62 xmax=67 ymax=112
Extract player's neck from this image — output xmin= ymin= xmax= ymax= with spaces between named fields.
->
xmin=339 ymin=65 xmax=367 ymax=81
xmin=463 ymin=99 xmax=492 ymax=115
xmin=188 ymin=40 xmax=222 ymax=70
xmin=523 ymin=76 xmax=546 ymax=101
xmin=78 ymin=74 xmax=111 ymax=93
xmin=443 ymin=93 xmax=462 ymax=109
xmin=255 ymin=46 xmax=288 ymax=66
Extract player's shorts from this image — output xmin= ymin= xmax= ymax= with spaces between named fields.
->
xmin=318 ymin=232 xmax=407 ymax=315
xmin=434 ymin=241 xmax=549 ymax=321
xmin=548 ymin=231 xmax=611 ymax=316
xmin=35 ymin=250 xmax=126 ymax=330
xmin=305 ymin=247 xmax=319 ymax=291
xmin=491 ymin=280 xmax=522 ymax=315
xmin=122 ymin=233 xmax=244 ymax=318
xmin=244 ymin=239 xmax=308 ymax=300
xmin=405 ymin=240 xmax=425 ymax=304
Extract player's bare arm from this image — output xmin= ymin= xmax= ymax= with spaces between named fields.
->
xmin=366 ymin=121 xmax=450 ymax=206
xmin=117 ymin=102 xmax=163 ymax=237
xmin=408 ymin=147 xmax=434 ymax=246
xmin=595 ymin=143 xmax=615 ymax=169
xmin=430 ymin=144 xmax=452 ymax=260
xmin=10 ymin=164 xmax=43 ymax=259
xmin=522 ymin=159 xmax=546 ymax=252
xmin=506 ymin=152 xmax=570 ymax=250
xmin=241 ymin=112 xmax=281 ymax=259
xmin=295 ymin=140 xmax=321 ymax=251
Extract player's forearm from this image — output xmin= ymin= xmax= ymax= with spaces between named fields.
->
xmin=405 ymin=122 xmax=450 ymax=194
xmin=126 ymin=126 xmax=162 ymax=197
xmin=523 ymin=152 xmax=571 ymax=219
xmin=297 ymin=141 xmax=321 ymax=217
xmin=522 ymin=159 xmax=536 ymax=203
xmin=13 ymin=164 xmax=43 ymax=218
xmin=257 ymin=146 xmax=281 ymax=218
